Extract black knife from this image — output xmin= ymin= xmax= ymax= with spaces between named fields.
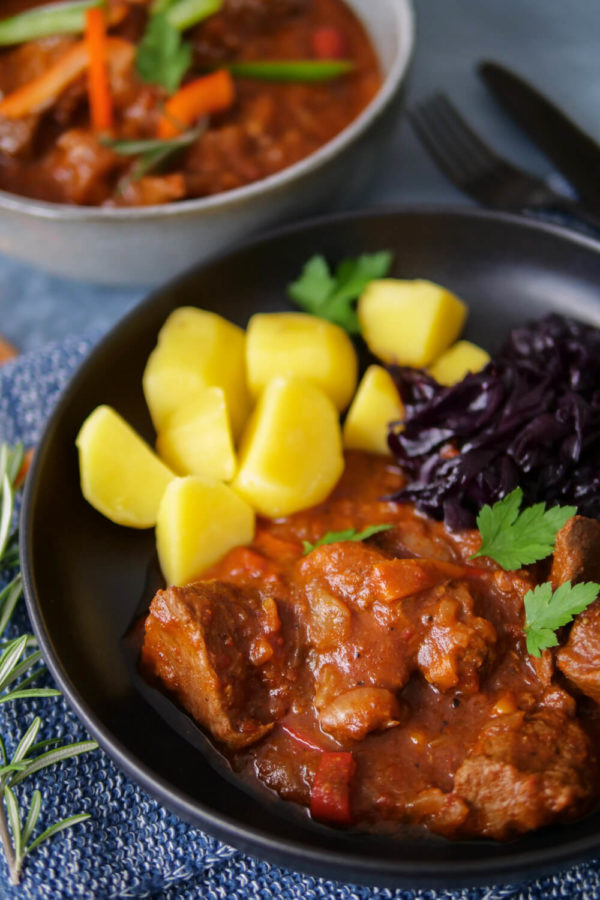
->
xmin=478 ymin=60 xmax=600 ymax=211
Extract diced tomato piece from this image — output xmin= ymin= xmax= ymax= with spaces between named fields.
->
xmin=311 ymin=27 xmax=346 ymax=60
xmin=310 ymin=751 xmax=355 ymax=826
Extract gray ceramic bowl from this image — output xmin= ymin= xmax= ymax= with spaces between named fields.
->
xmin=0 ymin=0 xmax=414 ymax=286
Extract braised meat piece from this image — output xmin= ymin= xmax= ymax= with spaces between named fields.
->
xmin=318 ymin=687 xmax=403 ymax=743
xmin=295 ymin=542 xmax=496 ymax=741
xmin=550 ymin=515 xmax=600 ymax=588
xmin=141 ymin=581 xmax=297 ymax=750
xmin=41 ymin=131 xmax=121 ymax=205
xmin=452 ymin=709 xmax=595 ymax=839
xmin=550 ymin=516 xmax=600 ymax=703
xmin=417 ymin=584 xmax=497 ymax=694
xmin=192 ymin=0 xmax=308 ymax=65
xmin=557 ymin=602 xmax=600 ymax=704
xmin=297 ymin=542 xmax=413 ymax=742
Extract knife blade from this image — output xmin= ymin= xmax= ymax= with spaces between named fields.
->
xmin=478 ymin=61 xmax=600 ymax=211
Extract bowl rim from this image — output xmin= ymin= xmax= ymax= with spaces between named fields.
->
xmin=20 ymin=205 xmax=600 ymax=889
xmin=0 ymin=0 xmax=415 ymax=223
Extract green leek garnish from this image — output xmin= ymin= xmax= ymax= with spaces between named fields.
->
xmin=0 ymin=0 xmax=102 ymax=46
xmin=101 ymin=130 xmax=202 ymax=157
xmin=161 ymin=0 xmax=222 ymax=32
xmin=228 ymin=59 xmax=355 ymax=82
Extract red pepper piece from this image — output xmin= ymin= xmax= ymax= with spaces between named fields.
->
xmin=310 ymin=751 xmax=355 ymax=826
xmin=311 ymin=27 xmax=346 ymax=60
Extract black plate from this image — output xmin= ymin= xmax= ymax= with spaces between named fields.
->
xmin=21 ymin=208 xmax=600 ymax=889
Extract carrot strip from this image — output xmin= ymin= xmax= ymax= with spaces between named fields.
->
xmin=0 ymin=335 xmax=18 ymax=365
xmin=15 ymin=448 xmax=34 ymax=488
xmin=0 ymin=37 xmax=133 ymax=120
xmin=85 ymin=6 xmax=112 ymax=132
xmin=158 ymin=69 xmax=235 ymax=139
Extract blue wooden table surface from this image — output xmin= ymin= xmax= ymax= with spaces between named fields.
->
xmin=1 ymin=0 xmax=598 ymax=353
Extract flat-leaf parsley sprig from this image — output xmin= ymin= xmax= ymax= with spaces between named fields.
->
xmin=524 ymin=581 xmax=599 ymax=657
xmin=470 ymin=487 xmax=600 ymax=657
xmin=288 ymin=251 xmax=393 ymax=334
xmin=470 ymin=487 xmax=576 ymax=570
xmin=0 ymin=443 xmax=98 ymax=886
xmin=302 ymin=524 xmax=393 ymax=556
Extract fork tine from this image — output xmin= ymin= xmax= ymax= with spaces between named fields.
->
xmin=410 ymin=93 xmax=503 ymax=189
xmin=410 ymin=96 xmax=472 ymax=185
xmin=427 ymin=94 xmax=501 ymax=176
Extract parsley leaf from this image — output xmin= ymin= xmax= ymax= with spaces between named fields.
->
xmin=302 ymin=524 xmax=393 ymax=555
xmin=524 ymin=581 xmax=599 ymax=656
xmin=471 ymin=487 xmax=576 ymax=570
xmin=136 ymin=12 xmax=192 ymax=94
xmin=288 ymin=251 xmax=393 ymax=334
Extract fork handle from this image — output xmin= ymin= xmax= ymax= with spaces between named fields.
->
xmin=526 ymin=197 xmax=600 ymax=236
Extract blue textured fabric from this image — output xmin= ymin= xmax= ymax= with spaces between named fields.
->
xmin=2 ymin=336 xmax=600 ymax=899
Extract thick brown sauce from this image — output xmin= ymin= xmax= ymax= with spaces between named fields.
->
xmin=0 ymin=0 xmax=381 ymax=205
xmin=195 ymin=452 xmax=600 ymax=838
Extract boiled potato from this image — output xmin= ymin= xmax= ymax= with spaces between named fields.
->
xmin=246 ymin=312 xmax=357 ymax=412
xmin=429 ymin=340 xmax=490 ymax=386
xmin=156 ymin=388 xmax=236 ymax=482
xmin=358 ymin=279 xmax=467 ymax=367
xmin=76 ymin=405 xmax=175 ymax=528
xmin=233 ymin=376 xmax=344 ymax=517
xmin=343 ymin=365 xmax=404 ymax=455
xmin=143 ymin=307 xmax=251 ymax=439
xmin=157 ymin=476 xmax=255 ymax=585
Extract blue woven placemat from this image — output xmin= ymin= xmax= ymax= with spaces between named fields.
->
xmin=2 ymin=335 xmax=600 ymax=899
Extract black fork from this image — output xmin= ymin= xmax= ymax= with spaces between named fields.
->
xmin=409 ymin=93 xmax=600 ymax=232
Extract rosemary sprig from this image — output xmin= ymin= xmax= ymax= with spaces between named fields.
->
xmin=0 ymin=443 xmax=98 ymax=886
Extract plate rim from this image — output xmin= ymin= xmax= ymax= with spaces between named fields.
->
xmin=20 ymin=205 xmax=600 ymax=889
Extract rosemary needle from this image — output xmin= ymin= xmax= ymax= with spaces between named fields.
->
xmin=0 ymin=442 xmax=98 ymax=886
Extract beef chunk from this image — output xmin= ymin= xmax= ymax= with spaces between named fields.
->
xmin=557 ymin=600 xmax=600 ymax=704
xmin=141 ymin=581 xmax=296 ymax=750
xmin=550 ymin=515 xmax=600 ymax=588
xmin=406 ymin=788 xmax=470 ymax=838
xmin=192 ymin=0 xmax=307 ymax=65
xmin=370 ymin=519 xmax=456 ymax=562
xmin=318 ymin=687 xmax=403 ymax=743
xmin=42 ymin=130 xmax=121 ymax=205
xmin=453 ymin=709 xmax=595 ymax=839
xmin=417 ymin=584 xmax=497 ymax=693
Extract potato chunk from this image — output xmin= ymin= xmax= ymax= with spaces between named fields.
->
xmin=233 ymin=376 xmax=344 ymax=517
xmin=343 ymin=365 xmax=404 ymax=455
xmin=429 ymin=340 xmax=490 ymax=386
xmin=246 ymin=312 xmax=357 ymax=411
xmin=76 ymin=405 xmax=175 ymax=528
xmin=143 ymin=307 xmax=251 ymax=439
xmin=156 ymin=476 xmax=255 ymax=585
xmin=358 ymin=279 xmax=467 ymax=367
xmin=156 ymin=388 xmax=236 ymax=482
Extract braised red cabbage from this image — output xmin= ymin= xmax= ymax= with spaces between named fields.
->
xmin=387 ymin=314 xmax=600 ymax=530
